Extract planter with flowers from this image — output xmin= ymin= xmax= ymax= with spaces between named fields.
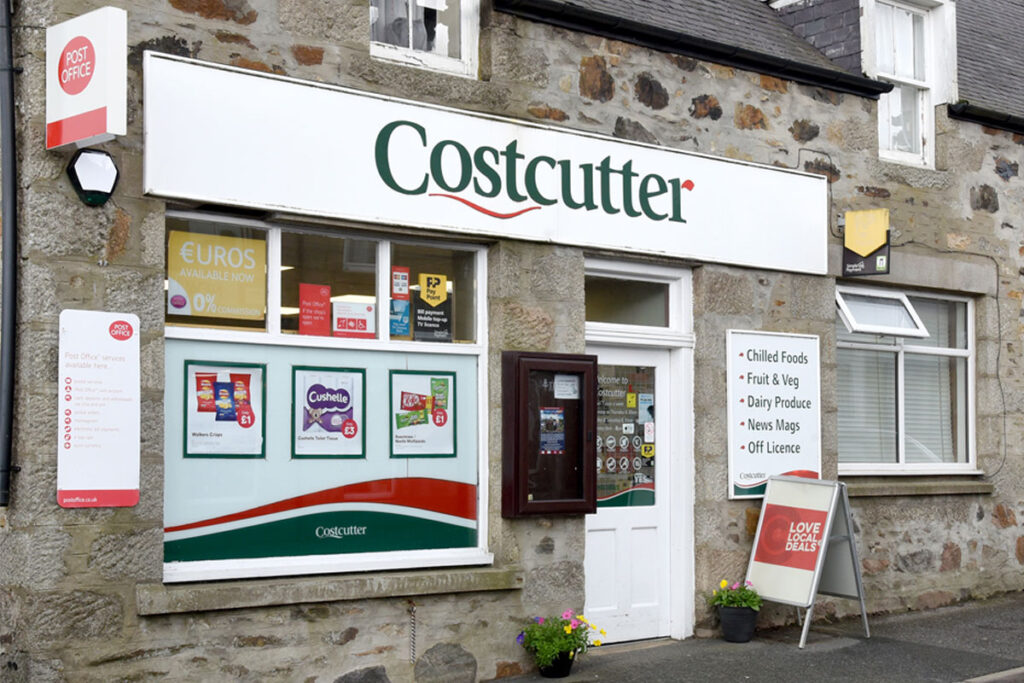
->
xmin=517 ymin=610 xmax=604 ymax=678
xmin=709 ymin=579 xmax=763 ymax=642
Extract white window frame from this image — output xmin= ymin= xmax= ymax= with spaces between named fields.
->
xmin=163 ymin=210 xmax=491 ymax=582
xmin=369 ymin=0 xmax=479 ymax=78
xmin=837 ymin=286 xmax=977 ymax=476
xmin=836 ymin=285 xmax=929 ymax=338
xmin=584 ymin=259 xmax=694 ymax=348
xmin=860 ymin=0 xmax=957 ymax=168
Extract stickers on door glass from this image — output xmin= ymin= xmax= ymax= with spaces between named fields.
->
xmin=596 ymin=364 xmax=655 ymax=507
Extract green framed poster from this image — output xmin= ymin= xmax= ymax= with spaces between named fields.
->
xmin=389 ymin=369 xmax=456 ymax=458
xmin=291 ymin=365 xmax=366 ymax=459
xmin=183 ymin=360 xmax=266 ymax=458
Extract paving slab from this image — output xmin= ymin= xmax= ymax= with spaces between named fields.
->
xmin=509 ymin=592 xmax=1024 ymax=682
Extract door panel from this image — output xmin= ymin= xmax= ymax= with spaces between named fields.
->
xmin=584 ymin=346 xmax=671 ymax=642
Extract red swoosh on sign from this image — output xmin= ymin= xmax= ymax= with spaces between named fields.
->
xmin=429 ymin=193 xmax=542 ymax=219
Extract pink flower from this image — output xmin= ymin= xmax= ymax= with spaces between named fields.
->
xmin=562 ymin=610 xmax=574 ymax=619
xmin=536 ymin=617 xmax=545 ymax=624
xmin=570 ymin=619 xmax=580 ymax=629
xmin=731 ymin=582 xmax=740 ymax=590
xmin=745 ymin=580 xmax=753 ymax=587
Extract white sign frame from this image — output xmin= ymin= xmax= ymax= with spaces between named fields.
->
xmin=746 ymin=476 xmax=870 ymax=648
xmin=144 ymin=53 xmax=828 ymax=275
xmin=727 ymin=329 xmax=822 ymax=499
xmin=57 ymin=309 xmax=140 ymax=507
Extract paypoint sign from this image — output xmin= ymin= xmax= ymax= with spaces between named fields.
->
xmin=46 ymin=7 xmax=126 ymax=149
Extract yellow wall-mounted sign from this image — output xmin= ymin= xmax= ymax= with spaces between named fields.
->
xmin=844 ymin=208 xmax=889 ymax=257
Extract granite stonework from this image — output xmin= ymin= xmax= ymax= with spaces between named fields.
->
xmin=1 ymin=1 xmax=1023 ymax=680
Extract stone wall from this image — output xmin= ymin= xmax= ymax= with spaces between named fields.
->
xmin=1 ymin=0 xmax=1023 ymax=680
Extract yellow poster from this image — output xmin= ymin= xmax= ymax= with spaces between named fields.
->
xmin=166 ymin=231 xmax=266 ymax=320
xmin=418 ymin=273 xmax=448 ymax=307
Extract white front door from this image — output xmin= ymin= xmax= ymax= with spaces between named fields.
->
xmin=584 ymin=345 xmax=673 ymax=643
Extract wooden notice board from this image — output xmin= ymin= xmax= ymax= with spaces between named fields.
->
xmin=746 ymin=476 xmax=869 ymax=647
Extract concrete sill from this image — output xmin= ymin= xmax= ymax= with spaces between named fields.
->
xmin=137 ymin=565 xmax=524 ymax=616
xmin=842 ymin=477 xmax=994 ymax=498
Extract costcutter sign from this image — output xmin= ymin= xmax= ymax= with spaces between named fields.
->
xmin=144 ymin=54 xmax=829 ymax=275
xmin=46 ymin=7 xmax=127 ymax=149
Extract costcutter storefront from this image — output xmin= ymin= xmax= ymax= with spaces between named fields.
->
xmin=144 ymin=52 xmax=827 ymax=645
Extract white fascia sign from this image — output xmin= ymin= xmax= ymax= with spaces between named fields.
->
xmin=46 ymin=6 xmax=127 ymax=150
xmin=144 ymin=54 xmax=828 ymax=275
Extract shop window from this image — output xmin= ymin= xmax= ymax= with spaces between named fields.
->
xmin=163 ymin=213 xmax=488 ymax=582
xmin=280 ymin=232 xmax=378 ymax=337
xmin=369 ymin=0 xmax=479 ymax=77
xmin=861 ymin=0 xmax=956 ymax=168
xmin=391 ymin=242 xmax=476 ymax=343
xmin=836 ymin=285 xmax=974 ymax=474
xmin=166 ymin=217 xmax=268 ymax=331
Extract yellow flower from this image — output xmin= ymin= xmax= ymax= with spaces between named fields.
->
xmin=712 ymin=589 xmax=717 ymax=596
xmin=564 ymin=625 xmax=572 ymax=634
xmin=600 ymin=629 xmax=606 ymax=636
xmin=594 ymin=640 xmax=602 ymax=647
xmin=719 ymin=579 xmax=728 ymax=589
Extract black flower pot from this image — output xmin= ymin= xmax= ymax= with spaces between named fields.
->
xmin=538 ymin=651 xmax=575 ymax=678
xmin=718 ymin=605 xmax=758 ymax=642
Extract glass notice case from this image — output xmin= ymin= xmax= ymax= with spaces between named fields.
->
xmin=501 ymin=351 xmax=597 ymax=517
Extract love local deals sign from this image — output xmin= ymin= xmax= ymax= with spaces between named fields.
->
xmin=46 ymin=6 xmax=126 ymax=149
xmin=747 ymin=476 xmax=837 ymax=607
xmin=727 ymin=330 xmax=821 ymax=499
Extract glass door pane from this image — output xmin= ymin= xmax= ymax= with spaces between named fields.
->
xmin=596 ymin=364 xmax=656 ymax=506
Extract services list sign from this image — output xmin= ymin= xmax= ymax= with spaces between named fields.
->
xmin=727 ymin=330 xmax=821 ymax=499
xmin=57 ymin=309 xmax=140 ymax=507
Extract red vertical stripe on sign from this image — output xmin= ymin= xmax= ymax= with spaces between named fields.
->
xmin=58 ymin=489 xmax=140 ymax=508
xmin=46 ymin=107 xmax=107 ymax=149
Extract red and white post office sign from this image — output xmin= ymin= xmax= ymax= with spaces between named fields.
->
xmin=45 ymin=7 xmax=126 ymax=149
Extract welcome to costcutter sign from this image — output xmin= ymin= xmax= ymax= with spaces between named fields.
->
xmin=46 ymin=7 xmax=126 ymax=149
xmin=144 ymin=54 xmax=828 ymax=275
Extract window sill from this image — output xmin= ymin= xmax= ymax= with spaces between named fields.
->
xmin=137 ymin=565 xmax=523 ymax=616
xmin=841 ymin=476 xmax=994 ymax=498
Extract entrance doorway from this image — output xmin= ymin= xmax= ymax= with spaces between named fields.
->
xmin=581 ymin=259 xmax=693 ymax=643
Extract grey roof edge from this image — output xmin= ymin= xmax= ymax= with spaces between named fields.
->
xmin=494 ymin=0 xmax=893 ymax=98
xmin=947 ymin=102 xmax=1024 ymax=137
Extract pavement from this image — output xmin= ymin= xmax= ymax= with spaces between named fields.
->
xmin=510 ymin=592 xmax=1024 ymax=682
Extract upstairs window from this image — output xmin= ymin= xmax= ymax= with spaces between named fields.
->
xmin=875 ymin=2 xmax=927 ymax=161
xmin=862 ymin=0 xmax=956 ymax=168
xmin=370 ymin=0 xmax=478 ymax=77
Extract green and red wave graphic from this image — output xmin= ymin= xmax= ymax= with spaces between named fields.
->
xmin=164 ymin=478 xmax=477 ymax=562
xmin=597 ymin=483 xmax=655 ymax=508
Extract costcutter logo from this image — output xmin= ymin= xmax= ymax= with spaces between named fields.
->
xmin=108 ymin=320 xmax=133 ymax=340
xmin=315 ymin=525 xmax=368 ymax=539
xmin=375 ymin=120 xmax=695 ymax=221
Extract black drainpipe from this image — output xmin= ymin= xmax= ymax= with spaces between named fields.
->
xmin=0 ymin=0 xmax=18 ymax=506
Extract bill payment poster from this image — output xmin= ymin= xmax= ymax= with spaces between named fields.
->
xmin=185 ymin=361 xmax=265 ymax=457
xmin=293 ymin=366 xmax=365 ymax=458
xmin=390 ymin=370 xmax=455 ymax=457
xmin=166 ymin=230 xmax=266 ymax=320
